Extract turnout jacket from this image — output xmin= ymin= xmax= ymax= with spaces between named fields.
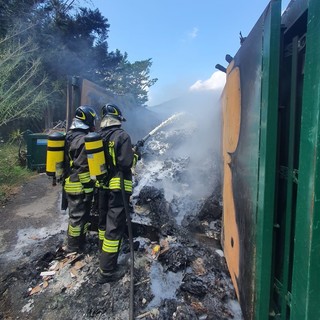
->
xmin=99 ymin=125 xmax=135 ymax=194
xmin=63 ymin=129 xmax=93 ymax=195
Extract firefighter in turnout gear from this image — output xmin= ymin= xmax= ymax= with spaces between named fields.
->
xmin=97 ymin=104 xmax=140 ymax=283
xmin=64 ymin=105 xmax=97 ymax=252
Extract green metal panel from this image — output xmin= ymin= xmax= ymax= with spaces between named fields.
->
xmin=291 ymin=0 xmax=320 ymax=319
xmin=221 ymin=1 xmax=281 ymax=319
xmin=279 ymin=36 xmax=299 ymax=320
xmin=26 ymin=133 xmax=48 ymax=171
xmin=271 ymin=30 xmax=304 ymax=319
xmin=271 ymin=1 xmax=308 ymax=318
xmin=222 ymin=9 xmax=269 ymax=320
xmin=255 ymin=1 xmax=281 ymax=320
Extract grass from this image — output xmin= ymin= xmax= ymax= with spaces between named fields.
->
xmin=0 ymin=142 xmax=35 ymax=205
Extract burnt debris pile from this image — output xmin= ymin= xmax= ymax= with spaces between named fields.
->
xmin=0 ymin=111 xmax=243 ymax=319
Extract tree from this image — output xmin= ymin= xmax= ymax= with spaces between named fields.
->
xmin=30 ymin=1 xmax=158 ymax=106
xmin=125 ymin=58 xmax=158 ymax=106
xmin=0 ymin=0 xmax=45 ymax=37
xmin=0 ymin=0 xmax=158 ymax=132
xmin=101 ymin=54 xmax=158 ymax=106
xmin=0 ymin=32 xmax=52 ymax=127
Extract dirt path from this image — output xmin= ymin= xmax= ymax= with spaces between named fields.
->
xmin=0 ymin=173 xmax=67 ymax=265
xmin=0 ymin=174 xmax=70 ymax=320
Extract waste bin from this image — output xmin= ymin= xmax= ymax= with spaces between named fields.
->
xmin=26 ymin=133 xmax=48 ymax=172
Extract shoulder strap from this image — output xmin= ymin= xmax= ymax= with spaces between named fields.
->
xmin=100 ymin=127 xmax=123 ymax=173
xmin=64 ymin=130 xmax=85 ymax=175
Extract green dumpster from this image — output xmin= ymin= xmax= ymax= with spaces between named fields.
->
xmin=26 ymin=133 xmax=48 ymax=172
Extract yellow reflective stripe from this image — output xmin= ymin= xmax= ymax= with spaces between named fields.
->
xmin=64 ymin=177 xmax=83 ymax=193
xmin=102 ymin=238 xmax=120 ymax=253
xmin=78 ymin=172 xmax=91 ymax=183
xmin=124 ymin=180 xmax=132 ymax=189
xmin=98 ymin=229 xmax=105 ymax=241
xmin=109 ymin=177 xmax=121 ymax=189
xmin=68 ymin=224 xmax=81 ymax=237
xmin=109 ymin=177 xmax=132 ymax=192
xmin=123 ymin=179 xmax=132 ymax=192
xmin=133 ymin=154 xmax=138 ymax=167
xmin=64 ymin=184 xmax=83 ymax=193
xmin=108 ymin=141 xmax=116 ymax=166
xmin=83 ymin=187 xmax=94 ymax=193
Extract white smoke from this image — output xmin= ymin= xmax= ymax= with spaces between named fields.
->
xmin=189 ymin=70 xmax=226 ymax=92
xmin=134 ymin=86 xmax=223 ymax=224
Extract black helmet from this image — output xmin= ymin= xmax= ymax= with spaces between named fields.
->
xmin=75 ymin=105 xmax=97 ymax=129
xmin=102 ymin=104 xmax=126 ymax=122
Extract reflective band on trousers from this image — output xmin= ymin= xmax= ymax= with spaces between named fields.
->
xmin=98 ymin=229 xmax=105 ymax=241
xmin=68 ymin=224 xmax=81 ymax=237
xmin=109 ymin=177 xmax=132 ymax=192
xmin=64 ymin=177 xmax=83 ymax=194
xmin=78 ymin=171 xmax=91 ymax=184
xmin=102 ymin=238 xmax=120 ymax=253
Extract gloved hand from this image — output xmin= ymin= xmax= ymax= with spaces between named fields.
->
xmin=136 ymin=140 xmax=144 ymax=148
xmin=134 ymin=149 xmax=142 ymax=160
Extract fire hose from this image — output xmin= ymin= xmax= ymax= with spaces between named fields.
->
xmin=134 ymin=112 xmax=184 ymax=151
xmin=120 ymin=112 xmax=184 ymax=319
xmin=120 ymin=171 xmax=134 ymax=320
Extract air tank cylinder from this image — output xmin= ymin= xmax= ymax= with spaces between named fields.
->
xmin=46 ymin=132 xmax=65 ymax=180
xmin=85 ymin=132 xmax=107 ymax=181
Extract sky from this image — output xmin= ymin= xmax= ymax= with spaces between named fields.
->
xmin=85 ymin=0 xmax=291 ymax=106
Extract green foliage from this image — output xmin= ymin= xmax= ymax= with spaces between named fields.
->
xmin=102 ymin=55 xmax=158 ymax=106
xmin=0 ymin=0 xmax=158 ymax=136
xmin=0 ymin=0 xmax=43 ymax=37
xmin=0 ymin=30 xmax=54 ymax=127
xmin=31 ymin=0 xmax=157 ymax=106
xmin=0 ymin=143 xmax=34 ymax=204
xmin=8 ymin=129 xmax=23 ymax=144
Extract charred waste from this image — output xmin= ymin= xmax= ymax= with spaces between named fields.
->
xmin=0 ymin=98 xmax=243 ymax=319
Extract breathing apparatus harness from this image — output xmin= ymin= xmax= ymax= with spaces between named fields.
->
xmin=89 ymin=126 xmax=135 ymax=320
xmin=96 ymin=127 xmax=122 ymax=187
xmin=64 ymin=130 xmax=86 ymax=178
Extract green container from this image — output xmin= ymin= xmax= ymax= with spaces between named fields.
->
xmin=26 ymin=133 xmax=48 ymax=172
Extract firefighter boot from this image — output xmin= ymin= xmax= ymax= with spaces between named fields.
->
xmin=96 ymin=265 xmax=127 ymax=284
xmin=65 ymin=235 xmax=81 ymax=253
xmin=79 ymin=233 xmax=87 ymax=253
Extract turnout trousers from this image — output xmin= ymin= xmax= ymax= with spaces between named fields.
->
xmin=98 ymin=189 xmax=129 ymax=272
xmin=66 ymin=193 xmax=92 ymax=250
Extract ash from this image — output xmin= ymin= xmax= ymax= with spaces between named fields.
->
xmin=0 ymin=112 xmax=243 ymax=319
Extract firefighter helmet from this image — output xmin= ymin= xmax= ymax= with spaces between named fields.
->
xmin=75 ymin=105 xmax=97 ymax=129
xmin=102 ymin=104 xmax=126 ymax=122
